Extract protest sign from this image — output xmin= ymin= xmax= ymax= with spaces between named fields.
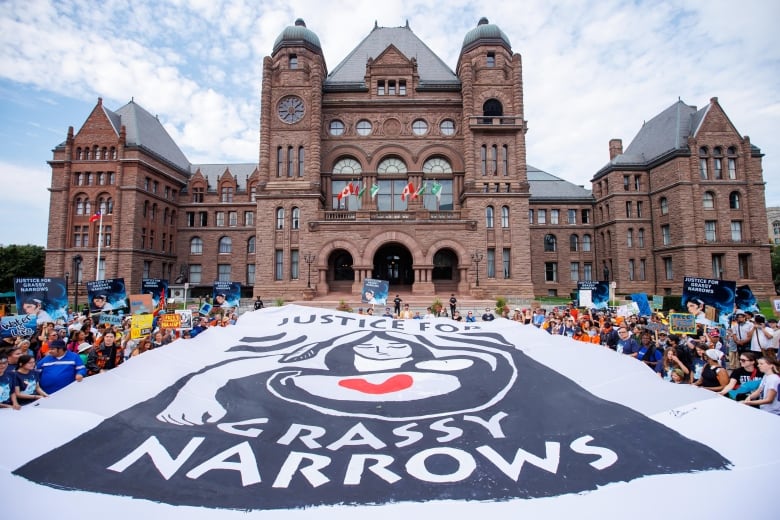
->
xmin=86 ymin=278 xmax=128 ymax=312
xmin=361 ymin=278 xmax=389 ymax=305
xmin=14 ymin=277 xmax=68 ymax=323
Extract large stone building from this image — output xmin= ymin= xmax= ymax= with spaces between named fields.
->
xmin=44 ymin=18 xmax=774 ymax=302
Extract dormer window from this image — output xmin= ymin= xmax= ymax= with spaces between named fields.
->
xmin=399 ymin=80 xmax=406 ymax=95
xmin=289 ymin=54 xmax=298 ymax=69
xmin=377 ymin=80 xmax=385 ymax=96
xmin=487 ymin=52 xmax=495 ymax=67
xmin=388 ymin=80 xmax=396 ymax=95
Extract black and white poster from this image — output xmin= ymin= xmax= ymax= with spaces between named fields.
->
xmin=3 ymin=306 xmax=779 ymax=519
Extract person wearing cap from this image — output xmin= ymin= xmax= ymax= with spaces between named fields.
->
xmin=600 ymin=320 xmax=619 ymax=350
xmin=481 ymin=307 xmax=495 ymax=322
xmin=36 ymin=339 xmax=86 ymax=394
xmin=730 ymin=310 xmax=754 ymax=354
xmin=751 ymin=314 xmax=777 ymax=357
xmin=694 ymin=348 xmax=729 ymax=391
xmin=0 ymin=355 xmax=21 ymax=410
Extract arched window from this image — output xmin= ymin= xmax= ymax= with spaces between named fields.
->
xmin=143 ymin=201 xmax=149 ymax=218
xmin=703 ymin=191 xmax=715 ymax=209
xmin=729 ymin=191 xmax=741 ymax=209
xmin=84 ymin=199 xmax=91 ymax=215
xmin=544 ymin=234 xmax=557 ymax=252
xmin=501 ymin=206 xmax=510 ymax=228
xmin=483 ymin=98 xmax=503 ymax=123
xmin=333 ymin=157 xmax=362 ymax=174
xmin=713 ymin=147 xmax=723 ymax=179
xmin=570 ymin=234 xmax=579 ymax=252
xmin=377 ymin=157 xmax=407 ymax=174
xmin=75 ymin=197 xmax=84 ymax=215
xmin=422 ymin=157 xmax=452 ymax=173
xmin=486 ymin=206 xmax=494 ymax=228
xmin=582 ymin=234 xmax=592 ymax=252
xmin=659 ymin=197 xmax=669 ymax=215
xmin=698 ymin=147 xmax=708 ymax=179
xmin=291 ymin=207 xmax=300 ymax=229
xmin=219 ymin=236 xmax=232 ymax=254
xmin=727 ymin=146 xmax=737 ymax=179
xmin=247 ymin=237 xmax=256 ymax=254
xmin=627 ymin=228 xmax=634 ymax=248
xmin=190 ymin=237 xmax=203 ymax=255
xmin=276 ymin=208 xmax=284 ymax=229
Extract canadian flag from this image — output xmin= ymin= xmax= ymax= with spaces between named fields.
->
xmin=401 ymin=181 xmax=416 ymax=201
xmin=337 ymin=184 xmax=352 ymax=201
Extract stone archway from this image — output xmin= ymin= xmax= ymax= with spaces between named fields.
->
xmin=373 ymin=243 xmax=414 ymax=287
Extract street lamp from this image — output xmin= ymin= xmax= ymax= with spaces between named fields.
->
xmin=304 ymin=253 xmax=316 ymax=289
xmin=64 ymin=271 xmax=70 ymax=311
xmin=471 ymin=251 xmax=483 ymax=287
xmin=73 ymin=255 xmax=83 ymax=313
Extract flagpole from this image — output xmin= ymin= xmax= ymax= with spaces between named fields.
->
xmin=96 ymin=212 xmax=104 ymax=281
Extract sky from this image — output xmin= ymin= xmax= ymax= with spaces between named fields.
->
xmin=0 ymin=0 xmax=778 ymax=247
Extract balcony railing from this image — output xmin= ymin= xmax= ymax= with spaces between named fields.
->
xmin=468 ymin=115 xmax=525 ymax=129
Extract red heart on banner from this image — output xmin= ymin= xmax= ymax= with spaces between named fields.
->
xmin=338 ymin=374 xmax=413 ymax=394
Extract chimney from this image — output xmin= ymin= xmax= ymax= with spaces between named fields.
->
xmin=609 ymin=139 xmax=623 ymax=160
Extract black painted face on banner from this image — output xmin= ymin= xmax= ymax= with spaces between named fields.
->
xmin=265 ymin=330 xmax=516 ymax=420
xmin=14 ymin=320 xmax=730 ymax=512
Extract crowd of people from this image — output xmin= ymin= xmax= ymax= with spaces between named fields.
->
xmin=2 ymin=299 xmax=779 ymax=416
xmin=0 ymin=306 xmax=240 ymax=410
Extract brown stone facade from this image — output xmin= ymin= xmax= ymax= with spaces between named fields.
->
xmin=43 ymin=24 xmax=774 ymax=303
xmin=592 ymin=98 xmax=774 ymax=298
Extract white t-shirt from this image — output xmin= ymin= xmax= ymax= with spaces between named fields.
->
xmin=758 ymin=373 xmax=780 ymax=415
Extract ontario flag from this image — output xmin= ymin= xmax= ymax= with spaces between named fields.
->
xmin=400 ymin=181 xmax=416 ymax=201
xmin=89 ymin=211 xmax=102 ymax=223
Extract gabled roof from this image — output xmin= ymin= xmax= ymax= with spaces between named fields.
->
xmin=528 ymin=165 xmax=593 ymax=201
xmin=189 ymin=163 xmax=258 ymax=191
xmin=109 ymin=100 xmax=191 ymax=172
xmin=609 ymin=100 xmax=706 ymax=167
xmin=324 ymin=23 xmax=460 ymax=90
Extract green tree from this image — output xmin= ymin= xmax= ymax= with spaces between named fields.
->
xmin=0 ymin=244 xmax=45 ymax=292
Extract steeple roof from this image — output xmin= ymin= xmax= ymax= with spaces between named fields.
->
xmin=325 ymin=22 xmax=460 ymax=90
xmin=108 ymin=100 xmax=191 ymax=172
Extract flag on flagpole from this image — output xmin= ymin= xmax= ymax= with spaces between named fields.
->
xmin=357 ymin=183 xmax=366 ymax=197
xmin=370 ymin=184 xmax=380 ymax=199
xmin=431 ymin=181 xmax=443 ymax=201
xmin=401 ymin=182 xmax=415 ymax=201
xmin=416 ymin=182 xmax=427 ymax=197
xmin=349 ymin=181 xmax=358 ymax=195
xmin=89 ymin=211 xmax=102 ymax=223
xmin=337 ymin=184 xmax=351 ymax=201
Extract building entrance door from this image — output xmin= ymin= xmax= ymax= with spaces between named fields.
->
xmin=373 ymin=244 xmax=413 ymax=286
